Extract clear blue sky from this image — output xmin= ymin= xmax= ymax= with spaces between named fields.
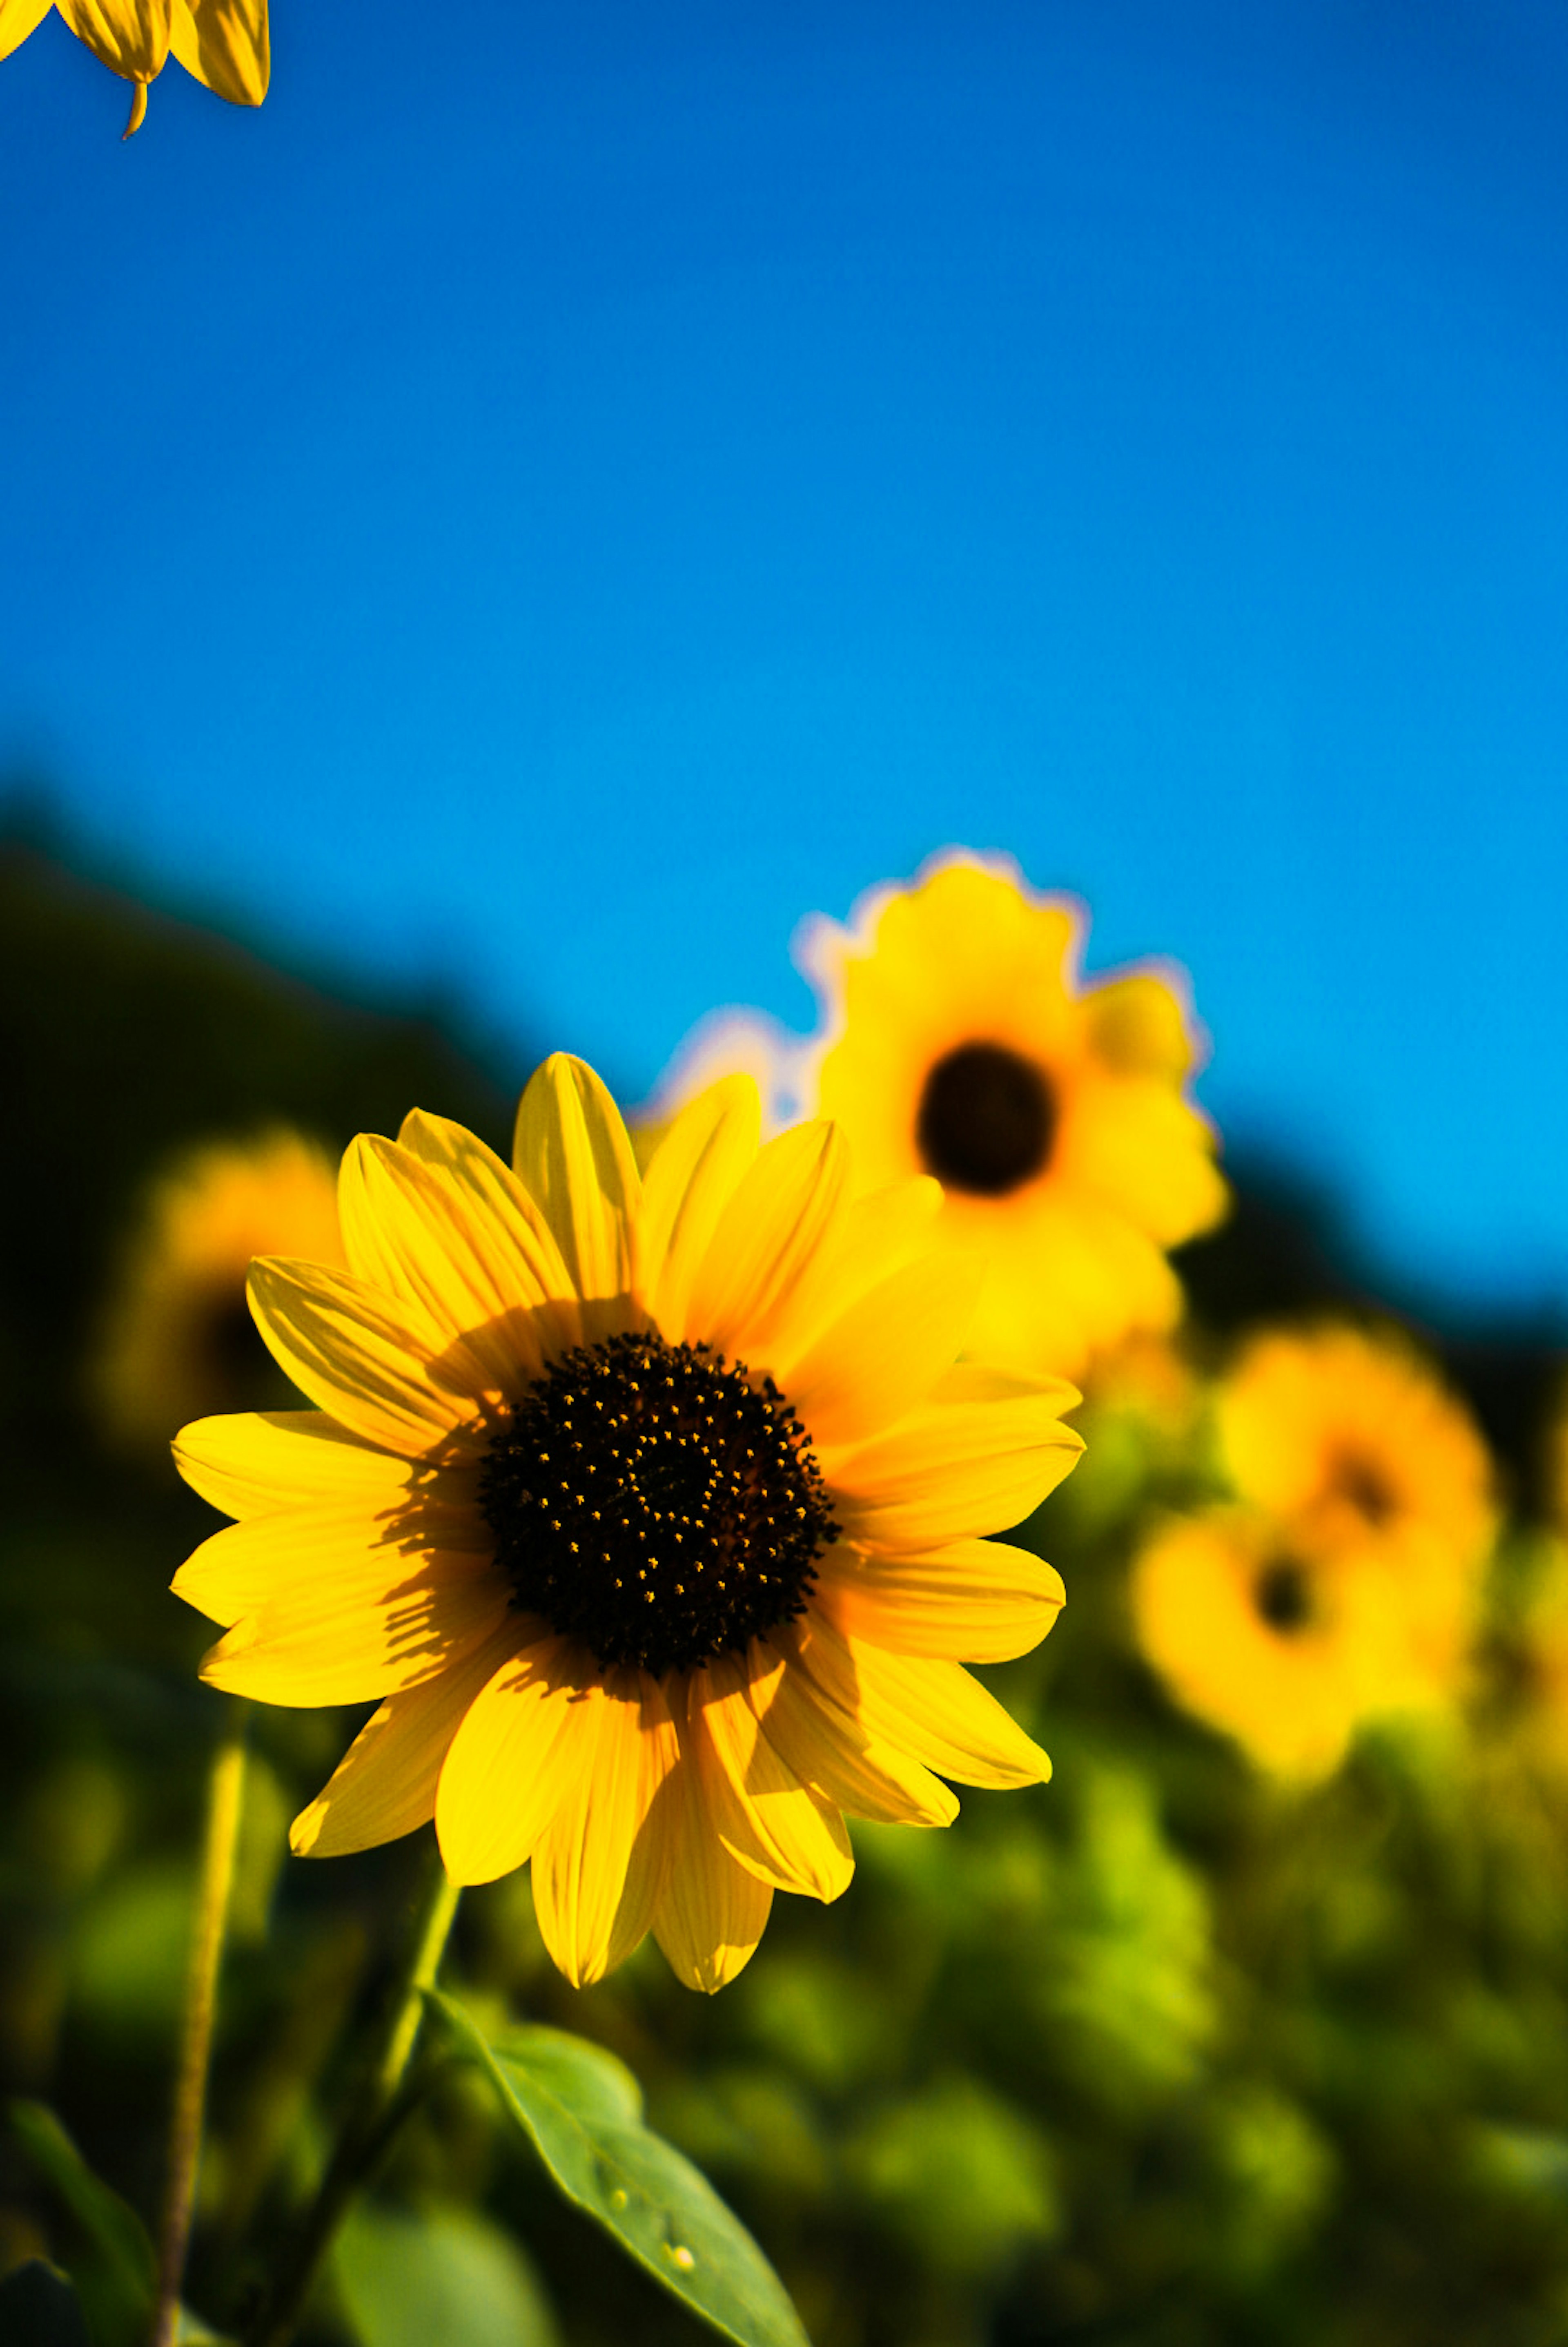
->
xmin=4 ymin=0 xmax=1566 ymax=1317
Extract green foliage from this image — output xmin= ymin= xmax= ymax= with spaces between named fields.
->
xmin=335 ymin=2202 xmax=559 ymax=2347
xmin=431 ymin=1995 xmax=811 ymax=2347
xmin=7 ymin=2104 xmax=154 ymax=2347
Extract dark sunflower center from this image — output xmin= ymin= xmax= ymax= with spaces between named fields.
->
xmin=915 ymin=1042 xmax=1056 ymax=1196
xmin=1253 ymin=1556 xmax=1314 ymax=1634
xmin=1330 ymin=1450 xmax=1396 ymax=1527
xmin=478 ymin=1331 xmax=837 ymax=1677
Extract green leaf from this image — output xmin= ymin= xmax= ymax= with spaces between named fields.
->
xmin=429 ymin=1993 xmax=811 ymax=2347
xmin=7 ymin=2102 xmax=156 ymax=2347
xmin=0 ymin=2262 xmax=92 ymax=2347
xmin=336 ymin=2202 xmax=560 ymax=2347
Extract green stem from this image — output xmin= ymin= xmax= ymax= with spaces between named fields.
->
xmin=245 ymin=1850 xmax=461 ymax=2347
xmin=151 ymin=1702 xmax=249 ymax=2347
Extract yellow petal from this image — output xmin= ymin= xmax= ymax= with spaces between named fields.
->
xmin=339 ymin=1135 xmax=567 ymax=1392
xmin=687 ymin=1651 xmax=853 ymax=1901
xmin=174 ymin=1409 xmax=445 ymax=1521
xmin=434 ymin=1636 xmax=582 ymax=1884
xmin=248 ymin=1258 xmax=491 ymax=1457
xmin=814 ymin=1538 xmax=1065 ymax=1662
xmin=787 ymin=1613 xmax=1051 ymax=1787
xmin=827 ymin=1396 xmax=1083 ymax=1549
xmin=0 ymin=0 xmax=52 ymax=65
xmin=169 ymin=0 xmax=265 ymax=103
xmin=56 ymin=0 xmax=168 ymax=79
xmin=637 ymin=1076 xmax=761 ymax=1343
xmin=197 ymin=1554 xmax=508 ymax=1707
xmin=174 ymin=1489 xmax=493 ymax=1624
xmin=399 ymin=1110 xmax=582 ymax=1354
xmin=529 ymin=1671 xmax=679 ymax=1987
xmin=786 ymin=1249 xmax=983 ymax=1450
xmin=685 ymin=1122 xmax=849 ymax=1363
xmin=751 ymin=1633 xmax=958 ymax=1826
xmin=512 ymin=1056 xmax=639 ymax=1332
xmin=291 ymin=1619 xmax=523 ymax=1857
xmin=760 ymin=1175 xmax=944 ymax=1379
xmin=651 ymin=1756 xmax=774 ymax=1994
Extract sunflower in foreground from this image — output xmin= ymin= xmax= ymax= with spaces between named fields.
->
xmin=0 ymin=0 xmax=267 ymax=136
xmin=1133 ymin=1322 xmax=1497 ymax=1780
xmin=172 ymin=1057 xmax=1082 ymax=1990
xmin=787 ymin=855 xmax=1227 ymax=1379
xmin=95 ymin=1128 xmax=343 ymax=1451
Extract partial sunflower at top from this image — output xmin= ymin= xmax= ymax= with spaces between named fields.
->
xmin=0 ymin=0 xmax=267 ymax=135
xmin=715 ymin=855 xmax=1225 ymax=1380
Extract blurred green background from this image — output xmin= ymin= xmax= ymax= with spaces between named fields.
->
xmin=6 ymin=823 xmax=1568 ymax=2347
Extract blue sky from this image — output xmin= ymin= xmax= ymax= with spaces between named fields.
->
xmin=4 ymin=0 xmax=1567 ymax=1317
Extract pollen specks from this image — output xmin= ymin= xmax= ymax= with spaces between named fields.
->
xmin=479 ymin=1332 xmax=837 ymax=1677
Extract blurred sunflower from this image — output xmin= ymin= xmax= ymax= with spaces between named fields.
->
xmin=1134 ymin=1322 xmax=1497 ymax=1778
xmin=172 ymin=1057 xmax=1081 ymax=1990
xmin=793 ymin=855 xmax=1227 ymax=1378
xmin=0 ymin=0 xmax=267 ymax=136
xmin=1217 ymin=1321 xmax=1497 ymax=1579
xmin=94 ymin=1129 xmax=343 ymax=1452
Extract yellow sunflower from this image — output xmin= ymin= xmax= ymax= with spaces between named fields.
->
xmin=94 ymin=1129 xmax=343 ymax=1450
xmin=1133 ymin=1321 xmax=1497 ymax=1779
xmin=0 ymin=0 xmax=267 ymax=136
xmin=1216 ymin=1321 xmax=1498 ymax=1591
xmin=172 ymin=1057 xmax=1081 ymax=1991
xmin=791 ymin=855 xmax=1227 ymax=1379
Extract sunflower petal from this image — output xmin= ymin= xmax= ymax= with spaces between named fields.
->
xmin=174 ymin=1409 xmax=451 ymax=1522
xmin=434 ymin=1636 xmax=582 ymax=1884
xmin=339 ymin=1135 xmax=566 ymax=1391
xmin=638 ymin=1076 xmax=761 ymax=1343
xmin=686 ymin=1121 xmax=849 ymax=1361
xmin=290 ymin=1620 xmax=523 ymax=1857
xmin=197 ymin=1554 xmax=508 ymax=1707
xmin=174 ymin=1499 xmax=492 ymax=1625
xmin=789 ymin=1613 xmax=1052 ymax=1787
xmin=529 ymin=1671 xmax=679 ymax=1986
xmin=0 ymin=0 xmax=52 ymax=64
xmin=651 ymin=1757 xmax=774 ymax=1995
xmin=760 ymin=1175 xmax=944 ymax=1378
xmin=751 ymin=1631 xmax=958 ymax=1826
xmin=399 ymin=1111 xmax=582 ymax=1355
xmin=815 ymin=1539 xmax=1066 ymax=1662
xmin=512 ymin=1057 xmax=639 ymax=1332
xmin=56 ymin=0 xmax=169 ymax=79
xmin=169 ymin=0 xmax=265 ymax=102
xmin=687 ymin=1652 xmax=853 ymax=1901
xmin=827 ymin=1398 xmax=1083 ymax=1548
xmin=248 ymin=1258 xmax=491 ymax=1457
xmin=786 ymin=1249 xmax=983 ymax=1450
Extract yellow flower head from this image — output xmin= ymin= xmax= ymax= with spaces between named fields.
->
xmin=1217 ymin=1320 xmax=1498 ymax=1580
xmin=94 ymin=1128 xmax=344 ymax=1451
xmin=172 ymin=1057 xmax=1082 ymax=1992
xmin=1134 ymin=1321 xmax=1497 ymax=1780
xmin=0 ymin=0 xmax=267 ymax=136
xmin=795 ymin=854 xmax=1227 ymax=1379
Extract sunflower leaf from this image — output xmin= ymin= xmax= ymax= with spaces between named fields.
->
xmin=6 ymin=2102 xmax=156 ymax=2347
xmin=428 ymin=1993 xmax=811 ymax=2347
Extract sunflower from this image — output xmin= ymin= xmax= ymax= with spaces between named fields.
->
xmin=94 ymin=1129 xmax=343 ymax=1451
xmin=0 ymin=0 xmax=267 ymax=136
xmin=1133 ymin=1322 xmax=1497 ymax=1779
xmin=1216 ymin=1321 xmax=1498 ymax=1585
xmin=786 ymin=855 xmax=1227 ymax=1379
xmin=172 ymin=1057 xmax=1081 ymax=1991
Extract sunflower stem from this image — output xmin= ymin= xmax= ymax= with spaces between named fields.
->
xmin=151 ymin=1700 xmax=249 ymax=2347
xmin=244 ymin=1847 xmax=461 ymax=2347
